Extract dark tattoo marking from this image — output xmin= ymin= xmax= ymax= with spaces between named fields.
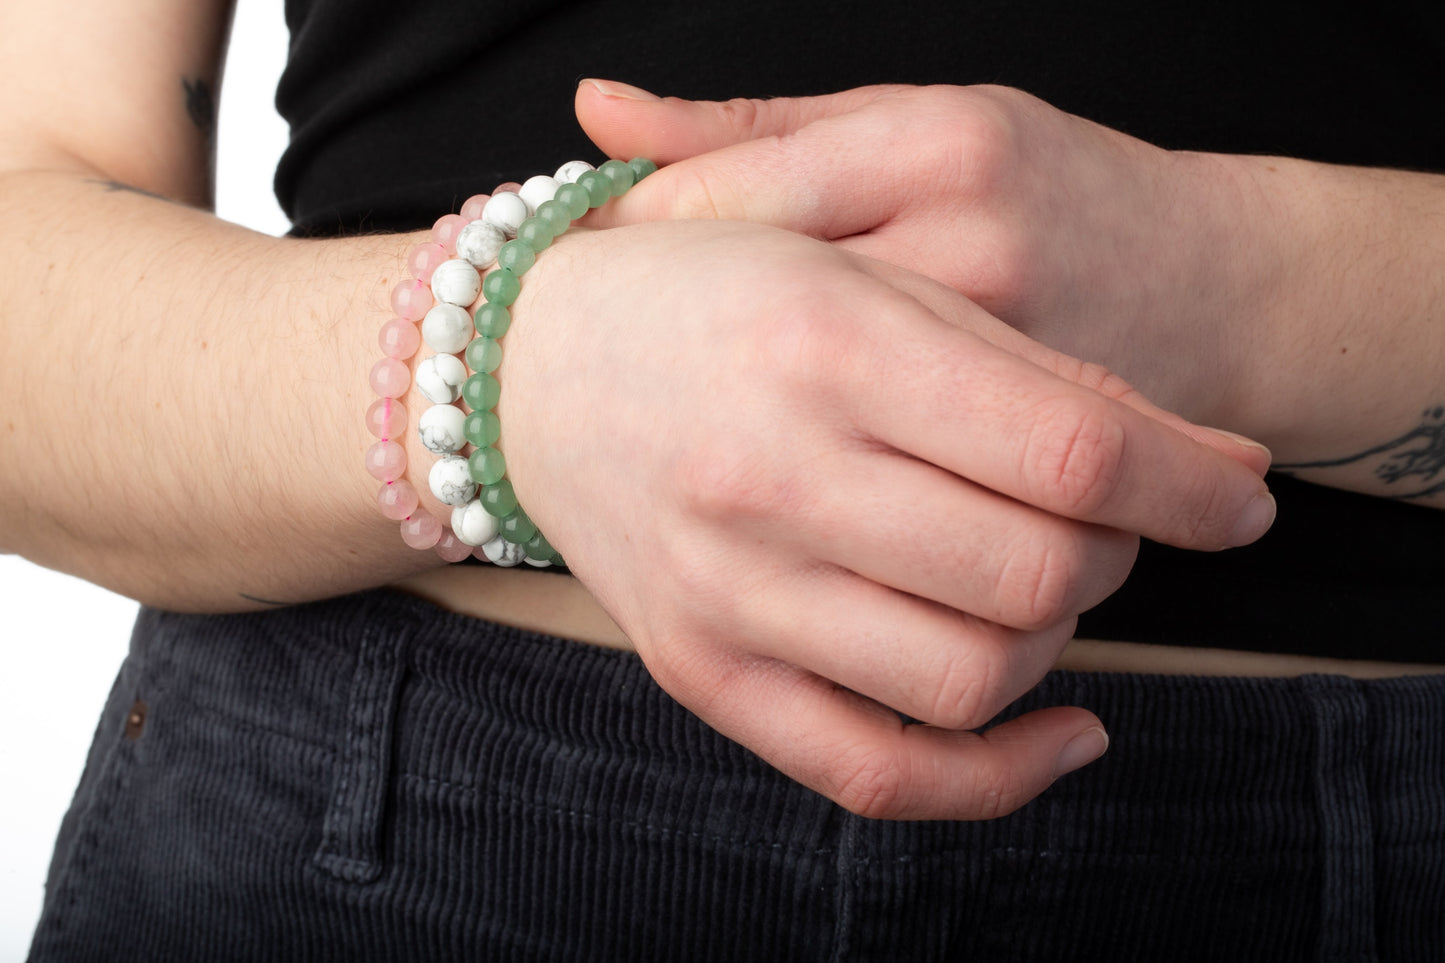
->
xmin=182 ymin=77 xmax=216 ymax=141
xmin=88 ymin=179 xmax=172 ymax=203
xmin=1275 ymin=406 xmax=1445 ymax=499
xmin=238 ymin=592 xmax=291 ymax=607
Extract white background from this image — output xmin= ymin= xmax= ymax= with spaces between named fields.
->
xmin=0 ymin=2 xmax=291 ymax=957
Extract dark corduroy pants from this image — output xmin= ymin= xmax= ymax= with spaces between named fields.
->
xmin=27 ymin=591 xmax=1445 ymax=962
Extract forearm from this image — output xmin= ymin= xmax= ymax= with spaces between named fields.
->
xmin=0 ymin=170 xmax=439 ymax=610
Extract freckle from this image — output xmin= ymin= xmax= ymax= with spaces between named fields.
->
xmin=201 ymin=341 xmax=208 ymax=350
xmin=1340 ymin=346 xmax=1348 ymax=354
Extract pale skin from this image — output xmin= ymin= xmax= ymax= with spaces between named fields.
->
xmin=10 ymin=0 xmax=1421 ymax=823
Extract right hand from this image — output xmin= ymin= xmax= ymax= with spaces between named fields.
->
xmin=491 ymin=219 xmax=1274 ymax=820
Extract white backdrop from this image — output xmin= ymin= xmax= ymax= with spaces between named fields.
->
xmin=0 ymin=2 xmax=291 ymax=957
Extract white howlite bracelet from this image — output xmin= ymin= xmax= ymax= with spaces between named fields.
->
xmin=382 ymin=155 xmax=656 ymax=567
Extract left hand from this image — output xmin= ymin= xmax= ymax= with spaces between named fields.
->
xmin=577 ymin=80 xmax=1259 ymax=429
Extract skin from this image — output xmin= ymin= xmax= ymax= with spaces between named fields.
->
xmin=0 ymin=0 xmax=1276 ymax=819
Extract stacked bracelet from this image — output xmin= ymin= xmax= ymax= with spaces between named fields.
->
xmin=368 ymin=156 xmax=656 ymax=567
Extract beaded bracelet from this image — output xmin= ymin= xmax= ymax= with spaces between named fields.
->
xmin=366 ymin=157 xmax=656 ymax=566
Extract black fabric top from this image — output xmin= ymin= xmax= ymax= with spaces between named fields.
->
xmin=276 ymin=0 xmax=1445 ymax=660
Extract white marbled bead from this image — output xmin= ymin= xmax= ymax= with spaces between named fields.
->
xmin=455 ymin=219 xmax=505 ymax=268
xmin=518 ymin=174 xmax=561 ymax=215
xmin=417 ymin=403 xmax=466 ymax=455
xmin=554 ymin=160 xmax=595 ymax=184
xmin=415 ymin=353 xmax=468 ymax=404
xmin=481 ymin=534 xmax=527 ymax=567
xmin=481 ymin=192 xmax=528 ymax=237
xmin=429 ymin=455 xmax=477 ymax=507
xmin=430 ymin=258 xmax=481 ymax=306
xmin=523 ymin=556 xmax=554 ymax=568
xmin=421 ymin=303 xmax=472 ymax=354
xmin=451 ymin=499 xmax=500 ymax=547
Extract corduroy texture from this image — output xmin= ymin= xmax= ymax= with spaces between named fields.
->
xmin=28 ymin=592 xmax=1445 ymax=962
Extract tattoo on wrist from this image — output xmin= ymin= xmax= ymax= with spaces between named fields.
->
xmin=238 ymin=592 xmax=290 ymax=607
xmin=88 ymin=179 xmax=171 ymax=202
xmin=183 ymin=77 xmax=216 ymax=141
xmin=1275 ymin=406 xmax=1445 ymax=499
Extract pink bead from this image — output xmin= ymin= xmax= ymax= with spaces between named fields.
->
xmin=400 ymin=512 xmax=444 ymax=550
xmin=434 ymin=528 xmax=474 ymax=562
xmin=369 ymin=357 xmax=411 ymax=399
xmin=377 ymin=480 xmax=420 ymax=521
xmin=494 ymin=181 xmax=522 ymax=196
xmin=390 ymin=277 xmax=432 ymax=321
xmin=407 ymin=242 xmax=448 ymax=284
xmin=366 ymin=397 xmax=407 ymax=440
xmin=431 ymin=214 xmax=469 ymax=253
xmin=365 ymin=440 xmax=407 ymax=482
xmin=378 ymin=317 xmax=422 ymax=359
xmin=459 ymin=194 xmax=490 ymax=221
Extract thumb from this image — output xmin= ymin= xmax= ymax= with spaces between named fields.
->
xmin=576 ymin=78 xmax=906 ymax=165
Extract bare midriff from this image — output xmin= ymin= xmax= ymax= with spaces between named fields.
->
xmin=393 ymin=567 xmax=1445 ymax=680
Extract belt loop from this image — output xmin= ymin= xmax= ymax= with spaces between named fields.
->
xmin=312 ymin=620 xmax=412 ymax=884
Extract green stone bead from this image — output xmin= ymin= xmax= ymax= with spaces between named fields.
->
xmin=577 ymin=170 xmax=611 ymax=208
xmin=599 ymin=159 xmax=635 ymax=196
xmin=465 ymin=336 xmax=503 ymax=374
xmin=473 ymin=302 xmax=512 ymax=338
xmin=499 ymin=509 xmax=537 ymax=544
xmin=467 ymin=446 xmax=508 ymax=486
xmin=555 ymin=182 xmax=590 ymax=220
xmin=464 ymin=408 xmax=501 ymax=448
xmin=628 ymin=157 xmax=658 ymax=181
xmin=462 ymin=372 xmax=500 ymax=412
xmin=517 ymin=216 xmax=554 ymax=251
xmin=523 ymin=532 xmax=555 ymax=561
xmin=497 ymin=239 xmax=536 ymax=276
xmin=537 ymin=199 xmax=572 ymax=235
xmin=482 ymin=268 xmax=520 ymax=306
xmin=480 ymin=479 xmax=518 ymax=518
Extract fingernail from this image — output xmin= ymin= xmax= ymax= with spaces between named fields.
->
xmin=580 ymin=78 xmax=662 ymax=102
xmin=1225 ymin=491 xmax=1277 ymax=548
xmin=1209 ymin=428 xmax=1272 ymax=463
xmin=1053 ymin=727 xmax=1109 ymax=780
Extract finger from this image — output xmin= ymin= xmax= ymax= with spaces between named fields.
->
xmin=659 ymin=642 xmax=1105 ymax=820
xmin=576 ymin=78 xmax=908 ymax=164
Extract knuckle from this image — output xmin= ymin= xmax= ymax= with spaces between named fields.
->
xmin=995 ymin=525 xmax=1087 ymax=630
xmin=665 ymin=164 xmax=733 ymax=220
xmin=924 ymin=649 xmax=997 ymax=731
xmin=830 ymin=748 xmax=909 ymax=819
xmin=717 ymin=96 xmax=766 ymax=136
xmin=1022 ymin=399 xmax=1128 ymax=517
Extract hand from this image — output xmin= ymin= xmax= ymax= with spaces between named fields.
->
xmin=576 ymin=80 xmax=1255 ymax=427
xmin=487 ymin=219 xmax=1273 ymax=819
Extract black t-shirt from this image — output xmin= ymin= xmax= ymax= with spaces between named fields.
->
xmin=276 ymin=0 xmax=1445 ymax=660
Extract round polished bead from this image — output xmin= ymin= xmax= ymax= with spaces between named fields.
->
xmin=369 ymin=357 xmax=410 ymax=398
xmin=498 ymin=509 xmax=538 ymax=544
xmin=455 ymin=219 xmax=505 ymax=268
xmin=516 ymin=216 xmax=554 ymax=251
xmin=598 ymin=159 xmax=636 ymax=196
xmin=481 ymin=192 xmax=528 ymax=237
xmin=421 ymin=302 xmax=473 ymax=354
xmin=434 ymin=528 xmax=475 ymax=563
xmin=429 ymin=455 xmax=477 ymax=507
xmin=480 ymin=479 xmax=519 ymax=518
xmin=414 ymin=353 xmax=467 ymax=404
xmin=482 ymin=268 xmax=520 ymax=306
xmin=462 ymin=372 xmax=501 ymax=412
xmin=577 ymin=170 xmax=611 ymax=207
xmin=554 ymin=182 xmax=590 ymax=220
xmin=629 ymin=157 xmax=658 ymax=180
xmin=518 ymin=174 xmax=561 ymax=214
xmin=451 ymin=499 xmax=501 ymax=547
xmin=430 ymin=258 xmax=482 ymax=306
xmin=399 ymin=512 xmax=444 ymax=550
xmin=376 ymin=480 xmax=419 ymax=521
xmin=467 ymin=446 xmax=507 ymax=486
xmin=460 ymin=193 xmax=490 ymax=221
xmin=473 ymin=302 xmax=512 ymax=338
xmin=366 ymin=397 xmax=407 ymax=440
xmin=378 ymin=317 xmax=421 ymax=359
xmin=497 ymin=239 xmax=536 ymax=276
xmin=418 ymin=403 xmax=466 ymax=454
xmin=536 ymin=199 xmax=572 ymax=236
xmin=464 ymin=408 xmax=501 ymax=447
xmin=364 ymin=440 xmax=407 ymax=482
xmin=523 ymin=556 xmax=554 ymax=568
xmin=407 ymin=242 xmax=448 ymax=283
xmin=390 ymin=277 xmax=432 ymax=321
xmin=465 ymin=336 xmax=503 ymax=374
xmin=522 ymin=532 xmax=556 ymax=561
xmin=554 ymin=160 xmax=595 ymax=184
xmin=480 ymin=534 xmax=526 ymax=567
xmin=431 ymin=213 xmax=469 ymax=253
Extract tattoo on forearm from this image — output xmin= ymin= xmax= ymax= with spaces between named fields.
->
xmin=1275 ymin=406 xmax=1445 ymax=499
xmin=88 ymin=179 xmax=171 ymax=202
xmin=238 ymin=592 xmax=290 ymax=607
xmin=183 ymin=77 xmax=216 ymax=141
